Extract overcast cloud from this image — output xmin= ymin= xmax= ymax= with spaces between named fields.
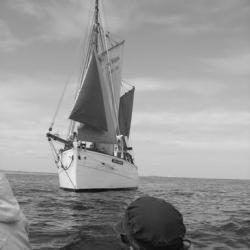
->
xmin=0 ymin=0 xmax=249 ymax=179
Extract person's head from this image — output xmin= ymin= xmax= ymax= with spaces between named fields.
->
xmin=115 ymin=196 xmax=191 ymax=250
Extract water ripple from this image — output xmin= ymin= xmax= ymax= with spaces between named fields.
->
xmin=7 ymin=173 xmax=250 ymax=250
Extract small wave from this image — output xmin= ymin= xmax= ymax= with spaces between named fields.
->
xmin=7 ymin=173 xmax=250 ymax=249
xmin=60 ymin=235 xmax=126 ymax=250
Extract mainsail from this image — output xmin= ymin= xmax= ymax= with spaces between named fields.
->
xmin=69 ymin=36 xmax=125 ymax=143
xmin=118 ymin=88 xmax=135 ymax=137
xmin=70 ymin=50 xmax=117 ymax=143
xmin=69 ymin=52 xmax=107 ymax=131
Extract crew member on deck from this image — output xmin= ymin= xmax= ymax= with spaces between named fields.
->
xmin=117 ymin=136 xmax=124 ymax=159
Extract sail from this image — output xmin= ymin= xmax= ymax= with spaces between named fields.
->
xmin=69 ymin=52 xmax=107 ymax=131
xmin=118 ymin=88 xmax=135 ymax=137
xmin=99 ymin=41 xmax=124 ymax=125
xmin=74 ymin=51 xmax=117 ymax=143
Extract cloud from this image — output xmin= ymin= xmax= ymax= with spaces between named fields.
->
xmin=139 ymin=0 xmax=250 ymax=35
xmin=143 ymin=14 xmax=216 ymax=35
xmin=127 ymin=78 xmax=167 ymax=92
xmin=131 ymin=75 xmax=250 ymax=114
xmin=0 ymin=72 xmax=77 ymax=158
xmin=130 ymin=77 xmax=225 ymax=94
xmin=133 ymin=111 xmax=250 ymax=127
xmin=132 ymin=111 xmax=250 ymax=151
xmin=2 ymin=0 xmax=249 ymax=49
xmin=8 ymin=0 xmax=93 ymax=41
xmin=206 ymin=53 xmax=250 ymax=75
xmin=0 ymin=19 xmax=24 ymax=51
xmin=1 ymin=0 xmax=249 ymax=177
xmin=0 ymin=75 xmax=80 ymax=173
xmin=6 ymin=0 xmax=137 ymax=42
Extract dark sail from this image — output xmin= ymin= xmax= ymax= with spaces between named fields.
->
xmin=69 ymin=52 xmax=107 ymax=131
xmin=73 ymin=51 xmax=117 ymax=143
xmin=118 ymin=88 xmax=135 ymax=137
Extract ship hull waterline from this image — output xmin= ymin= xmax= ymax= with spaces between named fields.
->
xmin=57 ymin=148 xmax=139 ymax=192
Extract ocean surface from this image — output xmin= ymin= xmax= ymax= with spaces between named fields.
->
xmin=6 ymin=172 xmax=250 ymax=250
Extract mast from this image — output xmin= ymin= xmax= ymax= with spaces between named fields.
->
xmin=67 ymin=0 xmax=100 ymax=138
xmin=94 ymin=0 xmax=99 ymax=52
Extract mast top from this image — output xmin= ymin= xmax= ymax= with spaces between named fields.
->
xmin=95 ymin=0 xmax=99 ymax=26
xmin=94 ymin=0 xmax=99 ymax=51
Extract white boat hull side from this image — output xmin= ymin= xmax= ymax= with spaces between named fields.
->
xmin=57 ymin=148 xmax=139 ymax=191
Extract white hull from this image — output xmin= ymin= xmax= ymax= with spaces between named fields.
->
xmin=57 ymin=148 xmax=138 ymax=191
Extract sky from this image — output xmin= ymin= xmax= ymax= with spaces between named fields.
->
xmin=0 ymin=0 xmax=249 ymax=179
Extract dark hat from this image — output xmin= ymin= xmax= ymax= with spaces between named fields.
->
xmin=115 ymin=196 xmax=186 ymax=249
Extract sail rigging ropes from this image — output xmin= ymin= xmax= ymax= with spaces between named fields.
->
xmin=46 ymin=6 xmax=94 ymax=190
xmin=67 ymin=13 xmax=96 ymax=137
xmin=48 ymin=141 xmax=76 ymax=189
xmin=100 ymin=17 xmax=121 ymax=135
xmin=48 ymin=141 xmax=74 ymax=171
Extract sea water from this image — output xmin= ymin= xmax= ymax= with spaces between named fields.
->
xmin=7 ymin=172 xmax=250 ymax=250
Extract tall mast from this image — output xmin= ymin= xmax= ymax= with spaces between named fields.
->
xmin=94 ymin=0 xmax=99 ymax=52
xmin=67 ymin=0 xmax=100 ymax=137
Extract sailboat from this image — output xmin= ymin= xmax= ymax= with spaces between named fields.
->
xmin=46 ymin=0 xmax=138 ymax=191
